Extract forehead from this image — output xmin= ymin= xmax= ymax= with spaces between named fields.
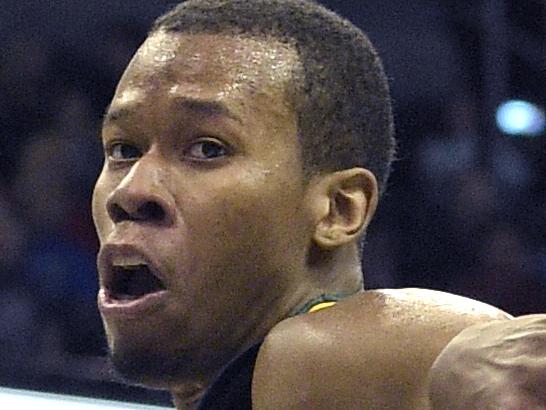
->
xmin=111 ymin=31 xmax=300 ymax=114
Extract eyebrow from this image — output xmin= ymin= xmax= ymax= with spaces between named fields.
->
xmin=174 ymin=96 xmax=243 ymax=124
xmin=102 ymin=96 xmax=242 ymax=128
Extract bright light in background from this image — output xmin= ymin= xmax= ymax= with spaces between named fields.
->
xmin=496 ymin=100 xmax=545 ymax=137
xmin=0 ymin=387 xmax=171 ymax=410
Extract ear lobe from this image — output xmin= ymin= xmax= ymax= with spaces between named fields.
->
xmin=312 ymin=168 xmax=378 ymax=250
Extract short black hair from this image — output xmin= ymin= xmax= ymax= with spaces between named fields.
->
xmin=152 ymin=0 xmax=395 ymax=194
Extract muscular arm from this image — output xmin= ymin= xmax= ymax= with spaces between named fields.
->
xmin=429 ymin=314 xmax=546 ymax=410
xmin=252 ymin=289 xmax=511 ymax=410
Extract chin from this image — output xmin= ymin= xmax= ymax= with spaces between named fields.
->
xmin=108 ymin=344 xmax=194 ymax=390
xmin=106 ymin=330 xmax=224 ymax=393
xmin=102 ymin=319 xmax=191 ymax=387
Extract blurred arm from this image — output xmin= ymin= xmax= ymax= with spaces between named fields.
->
xmin=429 ymin=314 xmax=546 ymax=410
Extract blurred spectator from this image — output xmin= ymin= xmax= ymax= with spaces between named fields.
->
xmin=416 ymin=94 xmax=480 ymax=202
xmin=13 ymin=132 xmax=103 ymax=355
xmin=0 ymin=18 xmax=146 ymax=365
xmin=491 ymin=138 xmax=533 ymax=194
xmin=0 ymin=35 xmax=54 ymax=182
xmin=0 ymin=287 xmax=65 ymax=375
xmin=0 ymin=189 xmax=27 ymax=284
xmin=0 ymin=191 xmax=66 ymax=374
xmin=92 ymin=20 xmax=148 ymax=85
xmin=450 ymin=224 xmax=546 ymax=315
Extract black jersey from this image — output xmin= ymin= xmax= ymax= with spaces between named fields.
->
xmin=196 ymin=295 xmax=342 ymax=409
xmin=196 ymin=343 xmax=260 ymax=409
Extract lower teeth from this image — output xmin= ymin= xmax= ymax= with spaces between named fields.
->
xmin=117 ymin=294 xmax=139 ymax=301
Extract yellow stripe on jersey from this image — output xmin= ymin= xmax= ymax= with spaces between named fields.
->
xmin=308 ymin=301 xmax=337 ymax=313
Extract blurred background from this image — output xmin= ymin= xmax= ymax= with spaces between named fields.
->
xmin=0 ymin=0 xmax=544 ymax=406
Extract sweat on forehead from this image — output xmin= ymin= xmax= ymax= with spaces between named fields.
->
xmin=106 ymin=32 xmax=301 ymax=142
xmin=128 ymin=32 xmax=302 ymax=95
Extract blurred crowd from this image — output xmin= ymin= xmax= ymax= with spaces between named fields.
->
xmin=0 ymin=22 xmax=148 ymax=389
xmin=366 ymin=94 xmax=546 ymax=316
xmin=0 ymin=13 xmax=545 ymax=397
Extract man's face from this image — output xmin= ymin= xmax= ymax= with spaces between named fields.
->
xmin=92 ymin=32 xmax=312 ymax=387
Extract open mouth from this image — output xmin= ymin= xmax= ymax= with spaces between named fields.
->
xmin=109 ymin=264 xmax=166 ymax=301
xmin=97 ymin=245 xmax=170 ymax=317
xmin=108 ymin=263 xmax=165 ymax=301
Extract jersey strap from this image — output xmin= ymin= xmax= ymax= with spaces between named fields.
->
xmin=308 ymin=300 xmax=337 ymax=313
xmin=290 ymin=293 xmax=347 ymax=316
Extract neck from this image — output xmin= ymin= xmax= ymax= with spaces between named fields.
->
xmin=170 ymin=246 xmax=362 ymax=409
xmin=307 ymin=243 xmax=364 ymax=292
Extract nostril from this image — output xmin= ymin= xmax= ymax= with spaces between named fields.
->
xmin=138 ymin=201 xmax=165 ymax=222
xmin=108 ymin=201 xmax=165 ymax=223
xmin=109 ymin=203 xmax=132 ymax=223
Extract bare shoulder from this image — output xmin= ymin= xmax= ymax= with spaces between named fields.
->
xmin=252 ymin=288 xmax=511 ymax=410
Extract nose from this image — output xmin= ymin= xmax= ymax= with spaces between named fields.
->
xmin=105 ymin=158 xmax=175 ymax=226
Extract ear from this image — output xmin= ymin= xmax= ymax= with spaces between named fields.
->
xmin=309 ymin=168 xmax=378 ymax=250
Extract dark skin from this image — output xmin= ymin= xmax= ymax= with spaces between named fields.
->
xmin=93 ymin=31 xmax=510 ymax=409
xmin=429 ymin=314 xmax=546 ymax=410
xmin=253 ymin=289 xmax=511 ymax=409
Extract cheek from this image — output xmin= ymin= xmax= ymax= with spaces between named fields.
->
xmin=187 ymin=174 xmax=304 ymax=257
xmin=91 ymin=171 xmax=113 ymax=241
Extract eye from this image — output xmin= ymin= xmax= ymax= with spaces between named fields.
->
xmin=107 ymin=142 xmax=142 ymax=161
xmin=186 ymin=138 xmax=228 ymax=160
